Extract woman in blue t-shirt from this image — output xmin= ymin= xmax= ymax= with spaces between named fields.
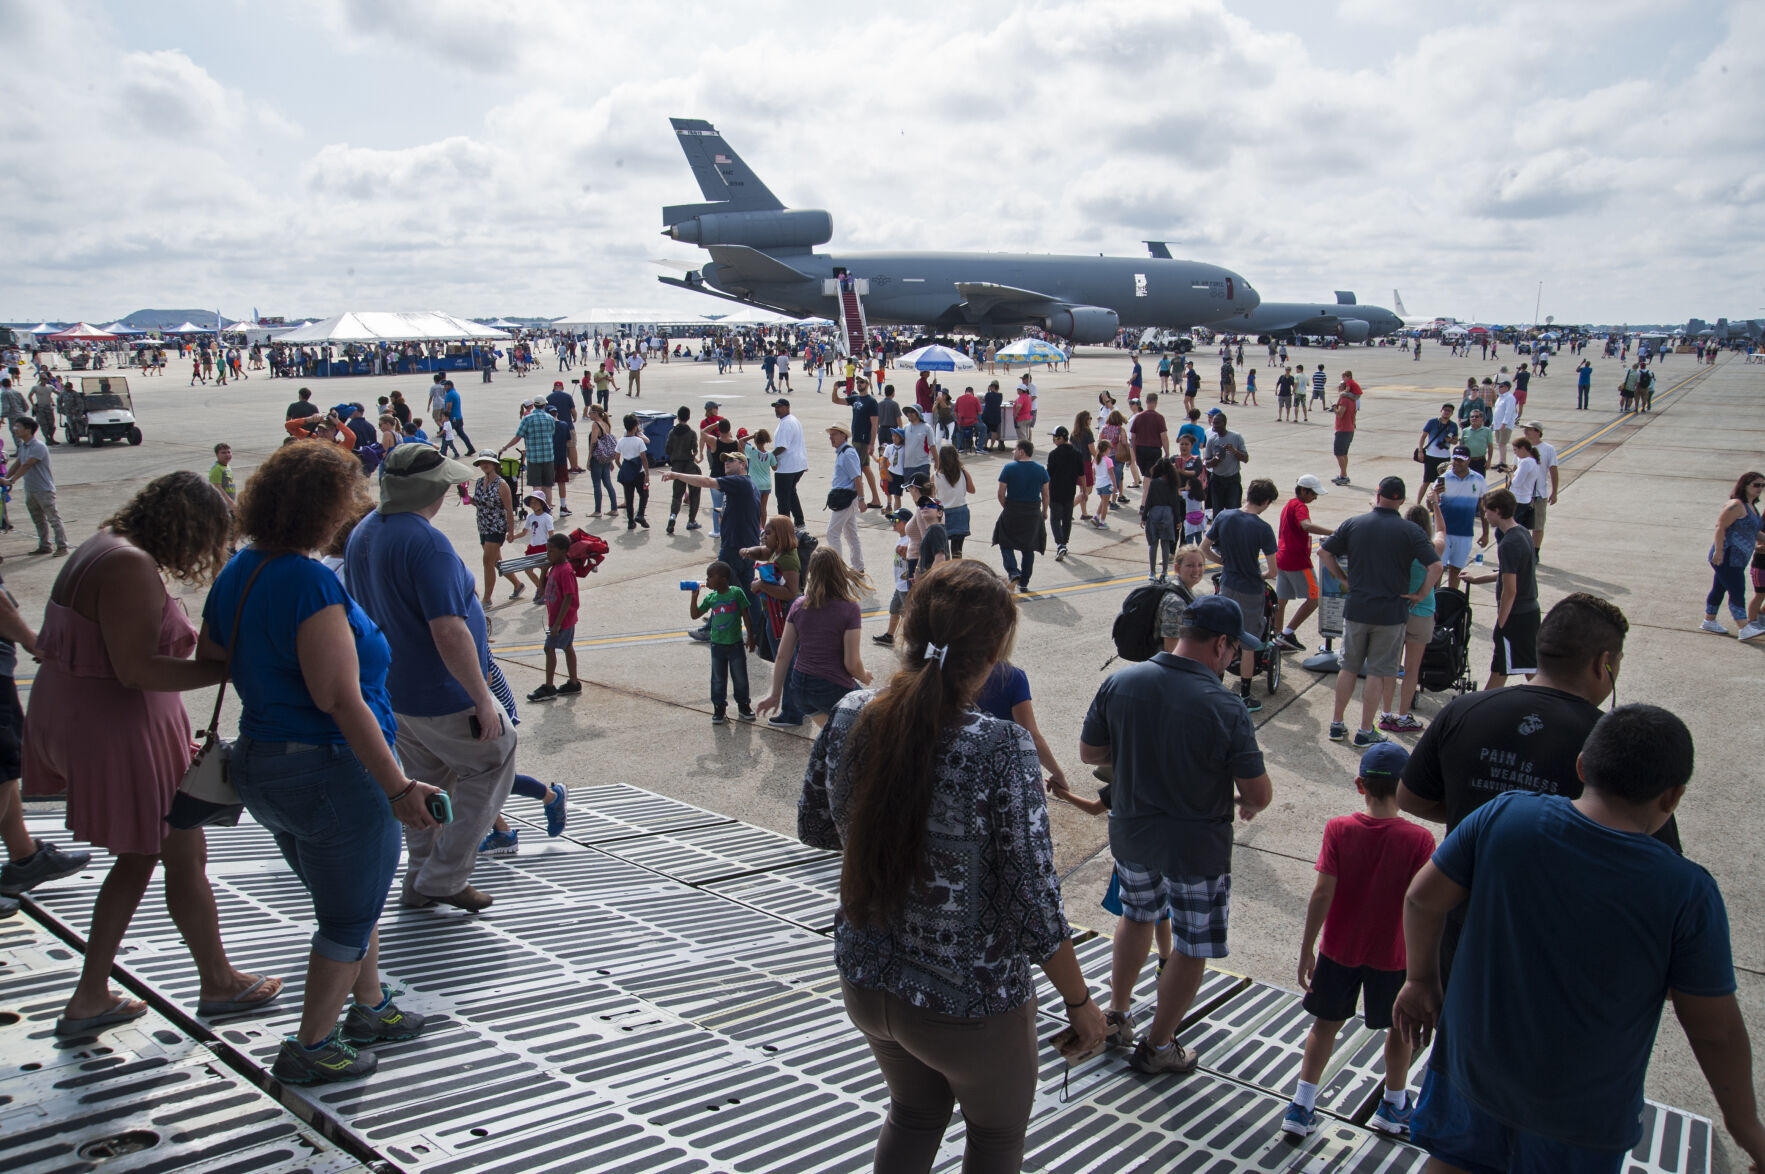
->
xmin=202 ymin=442 xmax=444 ymax=1087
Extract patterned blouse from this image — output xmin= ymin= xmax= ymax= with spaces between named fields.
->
xmin=798 ymin=690 xmax=1072 ymax=1017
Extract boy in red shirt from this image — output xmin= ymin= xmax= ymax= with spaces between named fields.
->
xmin=527 ymin=533 xmax=581 ymax=702
xmin=1284 ymin=742 xmax=1435 ymax=1139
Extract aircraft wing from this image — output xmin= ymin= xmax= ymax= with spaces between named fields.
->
xmin=954 ymin=282 xmax=1065 ymax=316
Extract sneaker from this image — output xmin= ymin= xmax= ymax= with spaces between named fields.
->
xmin=872 ymin=633 xmax=894 ymax=646
xmin=1281 ymin=1102 xmax=1320 ymax=1138
xmin=1328 ymin=721 xmax=1347 ymax=742
xmin=1370 ymin=1093 xmax=1414 ymax=1136
xmin=272 ymin=1031 xmax=377 ymax=1085
xmin=767 ymin=715 xmax=804 ymax=728
xmin=478 ymin=829 xmax=520 ymax=856
xmin=1128 ymin=1038 xmax=1199 ymax=1075
xmin=0 ymin=839 xmax=93 ymax=896
xmin=556 ymin=681 xmax=582 ymax=695
xmin=0 ymin=894 xmax=17 ymax=918
xmin=1274 ymin=633 xmax=1305 ymax=653
xmin=1103 ymin=1009 xmax=1136 ymax=1049
xmin=687 ymin=627 xmax=712 ymax=643
xmin=711 ymin=711 xmax=727 ymax=725
xmin=1330 ymin=476 xmax=1350 ymax=486
xmin=1240 ymin=691 xmax=1263 ymax=713
xmin=28 ymin=546 xmax=51 ymax=555
xmin=686 ymin=521 xmax=703 ymax=530
xmin=527 ymin=684 xmax=558 ymax=702
xmin=343 ymin=984 xmax=428 ymax=1044
xmin=666 ymin=520 xmax=676 ymax=535
xmin=1699 ymin=619 xmax=1730 ymax=635
xmin=1352 ymin=728 xmax=1388 ymax=747
xmin=1382 ymin=713 xmax=1425 ymax=733
xmin=542 ymin=784 xmax=569 ymax=835
xmin=1739 ymin=621 xmax=1765 ymax=642
xmin=737 ymin=707 xmax=757 ymax=722
xmin=1056 ymin=545 xmax=1068 ymax=561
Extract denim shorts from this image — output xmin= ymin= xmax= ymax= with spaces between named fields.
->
xmin=789 ymin=668 xmax=854 ymax=718
xmin=545 ymin=624 xmax=575 ymax=652
xmin=231 ymin=737 xmax=401 ymax=962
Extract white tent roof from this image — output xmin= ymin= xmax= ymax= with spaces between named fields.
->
xmin=553 ymin=307 xmax=717 ymax=328
xmin=101 ymin=322 xmax=147 ymax=335
xmin=168 ymin=321 xmax=212 ymax=333
xmin=276 ymin=312 xmax=511 ymax=344
xmin=29 ymin=323 xmax=57 ymax=334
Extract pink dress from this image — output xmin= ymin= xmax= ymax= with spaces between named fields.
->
xmin=23 ymin=548 xmax=199 ymax=856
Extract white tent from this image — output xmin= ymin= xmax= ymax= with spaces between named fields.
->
xmin=553 ymin=307 xmax=718 ymax=328
xmin=102 ymin=321 xmax=147 ymax=335
xmin=168 ymin=321 xmax=212 ymax=333
xmin=275 ymin=312 xmax=511 ymax=344
xmin=710 ymin=305 xmax=807 ymax=326
xmin=28 ymin=323 xmax=57 ymax=335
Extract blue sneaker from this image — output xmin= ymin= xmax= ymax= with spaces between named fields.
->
xmin=478 ymin=828 xmax=519 ymax=856
xmin=1352 ymin=728 xmax=1388 ymax=748
xmin=543 ymin=784 xmax=569 ymax=837
xmin=1328 ymin=721 xmax=1347 ymax=742
xmin=1280 ymin=1102 xmax=1319 ymax=1138
xmin=1370 ymin=1093 xmax=1413 ymax=1136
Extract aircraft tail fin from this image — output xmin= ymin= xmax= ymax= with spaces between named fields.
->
xmin=1144 ymin=241 xmax=1173 ymax=259
xmin=667 ymin=118 xmax=783 ymax=218
xmin=1335 ymin=291 xmax=1356 ymax=305
xmin=1393 ymin=289 xmax=1408 ymax=317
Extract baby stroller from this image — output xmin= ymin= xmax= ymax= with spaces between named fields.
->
xmin=1209 ymin=575 xmax=1282 ymax=698
xmin=1418 ymin=586 xmax=1476 ymax=695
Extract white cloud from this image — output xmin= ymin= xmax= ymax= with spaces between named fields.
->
xmin=1 ymin=0 xmax=1761 ymax=325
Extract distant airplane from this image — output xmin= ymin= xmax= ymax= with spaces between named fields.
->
xmin=1200 ymin=286 xmax=1402 ymax=342
xmin=1394 ymin=290 xmax=1455 ymax=329
xmin=659 ymin=119 xmax=1259 ymax=343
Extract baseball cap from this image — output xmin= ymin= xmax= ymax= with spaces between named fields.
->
xmin=1521 ymin=420 xmax=1543 ymax=433
xmin=908 ymin=472 xmax=932 ymax=489
xmin=771 ymin=398 xmax=790 ymax=408
xmin=1359 ymin=742 xmax=1410 ymax=778
xmin=1295 ymin=474 xmax=1328 ymax=494
xmin=1451 ymin=445 xmax=1471 ymax=459
xmin=704 ymin=400 xmax=720 ymax=411
xmin=553 ymin=381 xmax=564 ymax=389
xmin=917 ymin=496 xmax=942 ymax=511
xmin=886 ymin=508 xmax=912 ymax=523
xmin=1182 ymin=595 xmax=1262 ymax=650
xmin=1205 ymin=407 xmax=1221 ymax=416
xmin=1052 ymin=425 xmax=1070 ymax=439
xmin=1377 ymin=475 xmax=1407 ymax=500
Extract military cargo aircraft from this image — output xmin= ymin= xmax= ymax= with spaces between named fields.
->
xmin=659 ymin=118 xmax=1259 ymax=343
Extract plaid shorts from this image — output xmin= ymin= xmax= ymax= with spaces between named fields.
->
xmin=1111 ymin=862 xmax=1231 ymax=959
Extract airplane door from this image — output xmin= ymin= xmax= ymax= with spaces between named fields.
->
xmin=1227 ymin=278 xmax=1235 ymax=301
xmin=1135 ymin=273 xmax=1148 ymax=298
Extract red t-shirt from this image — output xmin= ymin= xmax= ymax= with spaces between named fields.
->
xmin=545 ymin=562 xmax=580 ymax=630
xmin=1276 ymin=498 xmax=1314 ymax=571
xmin=914 ymin=377 xmax=934 ymax=412
xmin=1127 ymin=410 xmax=1167 ymax=448
xmin=955 ymin=393 xmax=980 ymax=425
xmin=1316 ymin=811 xmax=1437 ymax=971
xmin=1333 ymin=391 xmax=1358 ymax=433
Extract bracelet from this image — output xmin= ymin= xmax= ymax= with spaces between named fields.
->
xmin=388 ymin=782 xmax=416 ymax=805
xmin=1063 ymin=994 xmax=1091 ymax=1010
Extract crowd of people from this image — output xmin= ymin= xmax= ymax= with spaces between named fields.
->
xmin=2 ymin=330 xmax=1759 ymax=1174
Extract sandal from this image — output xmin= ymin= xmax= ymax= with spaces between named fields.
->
xmin=196 ymin=974 xmax=284 ymax=1017
xmin=56 ymin=998 xmax=148 ymax=1037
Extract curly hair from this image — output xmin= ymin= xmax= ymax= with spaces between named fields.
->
xmin=237 ymin=441 xmax=371 ymax=554
xmin=103 ymin=471 xmax=235 ymax=585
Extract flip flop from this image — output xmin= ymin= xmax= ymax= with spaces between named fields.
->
xmin=55 ymin=998 xmax=148 ymax=1037
xmin=196 ymin=974 xmax=284 ymax=1017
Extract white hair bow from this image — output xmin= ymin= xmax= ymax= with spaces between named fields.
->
xmin=922 ymin=643 xmax=949 ymax=668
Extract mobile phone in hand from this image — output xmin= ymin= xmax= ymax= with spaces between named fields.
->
xmin=425 ymin=792 xmax=454 ymax=824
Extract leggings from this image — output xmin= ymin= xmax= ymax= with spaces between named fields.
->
xmin=589 ymin=461 xmax=616 ymax=512
xmin=1708 ymin=564 xmax=1747 ymax=620
xmin=841 ymin=979 xmax=1037 ymax=1174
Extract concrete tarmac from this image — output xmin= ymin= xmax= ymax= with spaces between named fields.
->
xmin=14 ymin=342 xmax=1762 ymax=1168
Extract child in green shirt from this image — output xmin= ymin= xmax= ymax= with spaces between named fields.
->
xmin=689 ymin=560 xmax=755 ymax=724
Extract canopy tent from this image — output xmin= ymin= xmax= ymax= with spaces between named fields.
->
xmin=275 ymin=312 xmax=511 ymax=345
xmin=167 ymin=321 xmax=213 ymax=333
xmin=995 ymin=337 xmax=1066 ymax=364
xmin=28 ymin=323 xmax=58 ymax=335
xmin=896 ymin=344 xmax=976 ymax=371
xmin=553 ymin=306 xmax=718 ymax=328
xmin=46 ymin=322 xmax=117 ymax=341
xmin=710 ymin=306 xmax=804 ymax=326
xmin=101 ymin=322 xmax=147 ymax=335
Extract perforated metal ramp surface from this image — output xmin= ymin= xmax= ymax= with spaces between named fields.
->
xmin=17 ymin=788 xmax=1713 ymax=1174
xmin=0 ymin=916 xmax=368 ymax=1174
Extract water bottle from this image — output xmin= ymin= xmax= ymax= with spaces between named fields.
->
xmin=679 ymin=580 xmax=700 ymax=591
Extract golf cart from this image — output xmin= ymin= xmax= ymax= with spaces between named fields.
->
xmin=72 ymin=376 xmax=143 ymax=446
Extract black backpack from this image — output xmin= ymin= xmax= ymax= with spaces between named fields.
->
xmin=1109 ymin=581 xmax=1191 ymax=665
xmin=795 ymin=527 xmax=819 ymax=569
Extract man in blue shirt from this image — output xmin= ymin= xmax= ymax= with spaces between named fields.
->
xmin=1435 ymin=447 xmax=1485 ymax=588
xmin=347 ymin=443 xmax=517 ymax=913
xmin=822 ymin=423 xmax=866 ymax=574
xmin=994 ymin=440 xmax=1050 ymax=591
xmin=442 ymin=381 xmax=472 ymax=451
xmin=1393 ymin=704 xmax=1762 ymax=1172
xmin=1575 ymin=359 xmax=1593 ymax=410
xmin=498 ymin=399 xmax=558 ymax=506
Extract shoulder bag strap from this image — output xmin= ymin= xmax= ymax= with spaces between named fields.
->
xmin=201 ymin=554 xmax=283 ymax=740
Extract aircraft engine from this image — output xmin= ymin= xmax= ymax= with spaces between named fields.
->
xmin=1043 ymin=305 xmax=1120 ymax=344
xmin=667 ymin=209 xmax=833 ymax=249
xmin=1340 ymin=319 xmax=1371 ymax=343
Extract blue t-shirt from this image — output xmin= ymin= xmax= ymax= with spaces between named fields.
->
xmin=1176 ymin=422 xmax=1207 ymax=455
xmin=716 ymin=474 xmax=762 ymax=556
xmin=204 ymin=550 xmax=396 ymax=744
xmin=998 ymin=459 xmax=1050 ymax=503
xmin=1430 ymin=792 xmax=1734 ymax=1150
xmin=344 ymin=511 xmax=490 ymax=717
xmin=974 ymin=662 xmax=1031 ymax=722
xmin=1205 ymin=508 xmax=1277 ymax=593
xmin=1577 ymin=365 xmax=1592 ymax=389
xmin=444 ymin=389 xmax=462 ymax=421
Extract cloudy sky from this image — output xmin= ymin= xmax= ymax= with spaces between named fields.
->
xmin=4 ymin=0 xmax=1760 ymax=325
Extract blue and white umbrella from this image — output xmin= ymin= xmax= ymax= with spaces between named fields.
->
xmin=995 ymin=337 xmax=1067 ymax=364
xmin=896 ymin=344 xmax=976 ymax=371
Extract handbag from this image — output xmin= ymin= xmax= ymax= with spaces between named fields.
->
xmin=165 ymin=555 xmax=280 ymax=830
xmin=825 ymin=487 xmax=858 ymax=511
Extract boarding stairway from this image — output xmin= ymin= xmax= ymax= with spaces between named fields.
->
xmin=835 ymin=273 xmax=868 ymax=358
